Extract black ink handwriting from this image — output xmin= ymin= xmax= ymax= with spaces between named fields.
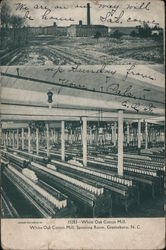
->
xmin=34 ymin=4 xmax=51 ymax=12
xmin=24 ymin=11 xmax=34 ymax=20
xmin=68 ymin=64 xmax=116 ymax=75
xmin=122 ymin=100 xmax=155 ymax=113
xmin=16 ymin=3 xmax=29 ymax=11
xmin=99 ymin=4 xmax=119 ymax=9
xmin=75 ymin=4 xmax=87 ymax=8
xmin=106 ymin=83 xmax=134 ymax=98
xmin=45 ymin=66 xmax=64 ymax=77
xmin=41 ymin=9 xmax=74 ymax=21
xmin=16 ymin=3 xmax=34 ymax=20
xmin=124 ymin=64 xmax=156 ymax=81
xmin=144 ymin=103 xmax=156 ymax=113
xmin=127 ymin=17 xmax=159 ymax=25
xmin=100 ymin=7 xmax=124 ymax=23
xmin=127 ymin=2 xmax=151 ymax=10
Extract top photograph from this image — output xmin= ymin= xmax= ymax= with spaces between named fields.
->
xmin=0 ymin=0 xmax=165 ymax=65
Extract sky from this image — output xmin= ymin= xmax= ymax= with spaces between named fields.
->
xmin=5 ymin=0 xmax=165 ymax=28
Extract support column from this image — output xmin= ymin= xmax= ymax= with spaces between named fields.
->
xmin=82 ymin=117 xmax=87 ymax=167
xmin=28 ymin=126 xmax=31 ymax=153
xmin=8 ymin=130 xmax=11 ymax=146
xmin=61 ymin=121 xmax=65 ymax=161
xmin=145 ymin=121 xmax=148 ymax=149
xmin=5 ymin=132 xmax=8 ymax=147
xmin=53 ymin=128 xmax=56 ymax=143
xmin=50 ymin=129 xmax=52 ymax=143
xmin=159 ymin=130 xmax=162 ymax=143
xmin=113 ymin=121 xmax=117 ymax=146
xmin=111 ymin=125 xmax=114 ymax=144
xmin=16 ymin=129 xmax=19 ymax=149
xmin=89 ymin=128 xmax=93 ymax=145
xmin=70 ymin=129 xmax=73 ymax=144
xmin=94 ymin=128 xmax=98 ymax=144
xmin=153 ymin=128 xmax=155 ymax=143
xmin=12 ymin=130 xmax=15 ymax=148
xmin=3 ymin=132 xmax=6 ymax=149
xmin=127 ymin=122 xmax=130 ymax=146
xmin=80 ymin=126 xmax=83 ymax=143
xmin=7 ymin=132 xmax=9 ymax=147
xmin=36 ymin=127 xmax=39 ymax=155
xmin=134 ymin=128 xmax=137 ymax=146
xmin=1 ymin=129 xmax=3 ymax=145
xmin=1 ymin=130 xmax=3 ymax=146
xmin=46 ymin=123 xmax=50 ymax=157
xmin=138 ymin=120 xmax=141 ymax=154
xmin=67 ymin=129 xmax=70 ymax=142
xmin=5 ymin=132 xmax=7 ymax=148
xmin=3 ymin=132 xmax=6 ymax=148
xmin=21 ymin=128 xmax=24 ymax=150
xmin=118 ymin=110 xmax=123 ymax=176
xmin=5 ymin=132 xmax=7 ymax=147
xmin=154 ymin=128 xmax=157 ymax=142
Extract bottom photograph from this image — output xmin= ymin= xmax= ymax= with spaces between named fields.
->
xmin=1 ymin=66 xmax=165 ymax=218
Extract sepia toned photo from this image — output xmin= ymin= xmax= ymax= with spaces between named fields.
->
xmin=0 ymin=1 xmax=165 ymax=250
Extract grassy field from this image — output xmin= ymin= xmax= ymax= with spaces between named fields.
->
xmin=1 ymin=35 xmax=164 ymax=65
xmin=53 ymin=36 xmax=164 ymax=64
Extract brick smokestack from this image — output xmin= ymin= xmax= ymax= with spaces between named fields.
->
xmin=87 ymin=3 xmax=90 ymax=25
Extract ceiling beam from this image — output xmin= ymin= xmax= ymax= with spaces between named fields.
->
xmin=2 ymin=123 xmax=29 ymax=129
xmin=1 ymin=87 xmax=164 ymax=116
xmin=1 ymin=104 xmax=162 ymax=122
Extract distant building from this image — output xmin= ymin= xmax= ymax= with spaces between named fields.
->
xmin=67 ymin=24 xmax=108 ymax=37
xmin=67 ymin=3 xmax=108 ymax=37
xmin=28 ymin=23 xmax=67 ymax=36
xmin=27 ymin=3 xmax=108 ymax=38
xmin=43 ymin=23 xmax=67 ymax=36
xmin=108 ymin=26 xmax=140 ymax=36
xmin=151 ymin=29 xmax=163 ymax=36
xmin=27 ymin=26 xmax=44 ymax=36
xmin=27 ymin=3 xmax=148 ymax=38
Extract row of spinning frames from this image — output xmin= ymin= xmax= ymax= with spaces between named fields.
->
xmin=1 ymin=132 xmax=164 ymax=218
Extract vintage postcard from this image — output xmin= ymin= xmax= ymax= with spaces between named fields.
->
xmin=0 ymin=0 xmax=165 ymax=249
xmin=0 ymin=0 xmax=164 ymax=65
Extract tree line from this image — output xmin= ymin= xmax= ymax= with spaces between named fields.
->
xmin=1 ymin=1 xmax=25 ymax=29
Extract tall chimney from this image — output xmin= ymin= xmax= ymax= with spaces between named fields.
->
xmin=87 ymin=3 xmax=90 ymax=25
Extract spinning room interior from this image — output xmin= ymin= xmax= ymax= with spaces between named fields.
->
xmin=1 ymin=64 xmax=165 ymax=218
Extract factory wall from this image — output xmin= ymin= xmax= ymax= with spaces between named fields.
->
xmin=67 ymin=26 xmax=77 ymax=37
xmin=27 ymin=25 xmax=163 ymax=38
xmin=43 ymin=26 xmax=67 ymax=36
xmin=67 ymin=25 xmax=108 ymax=37
xmin=28 ymin=26 xmax=67 ymax=36
xmin=27 ymin=27 xmax=44 ymax=36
